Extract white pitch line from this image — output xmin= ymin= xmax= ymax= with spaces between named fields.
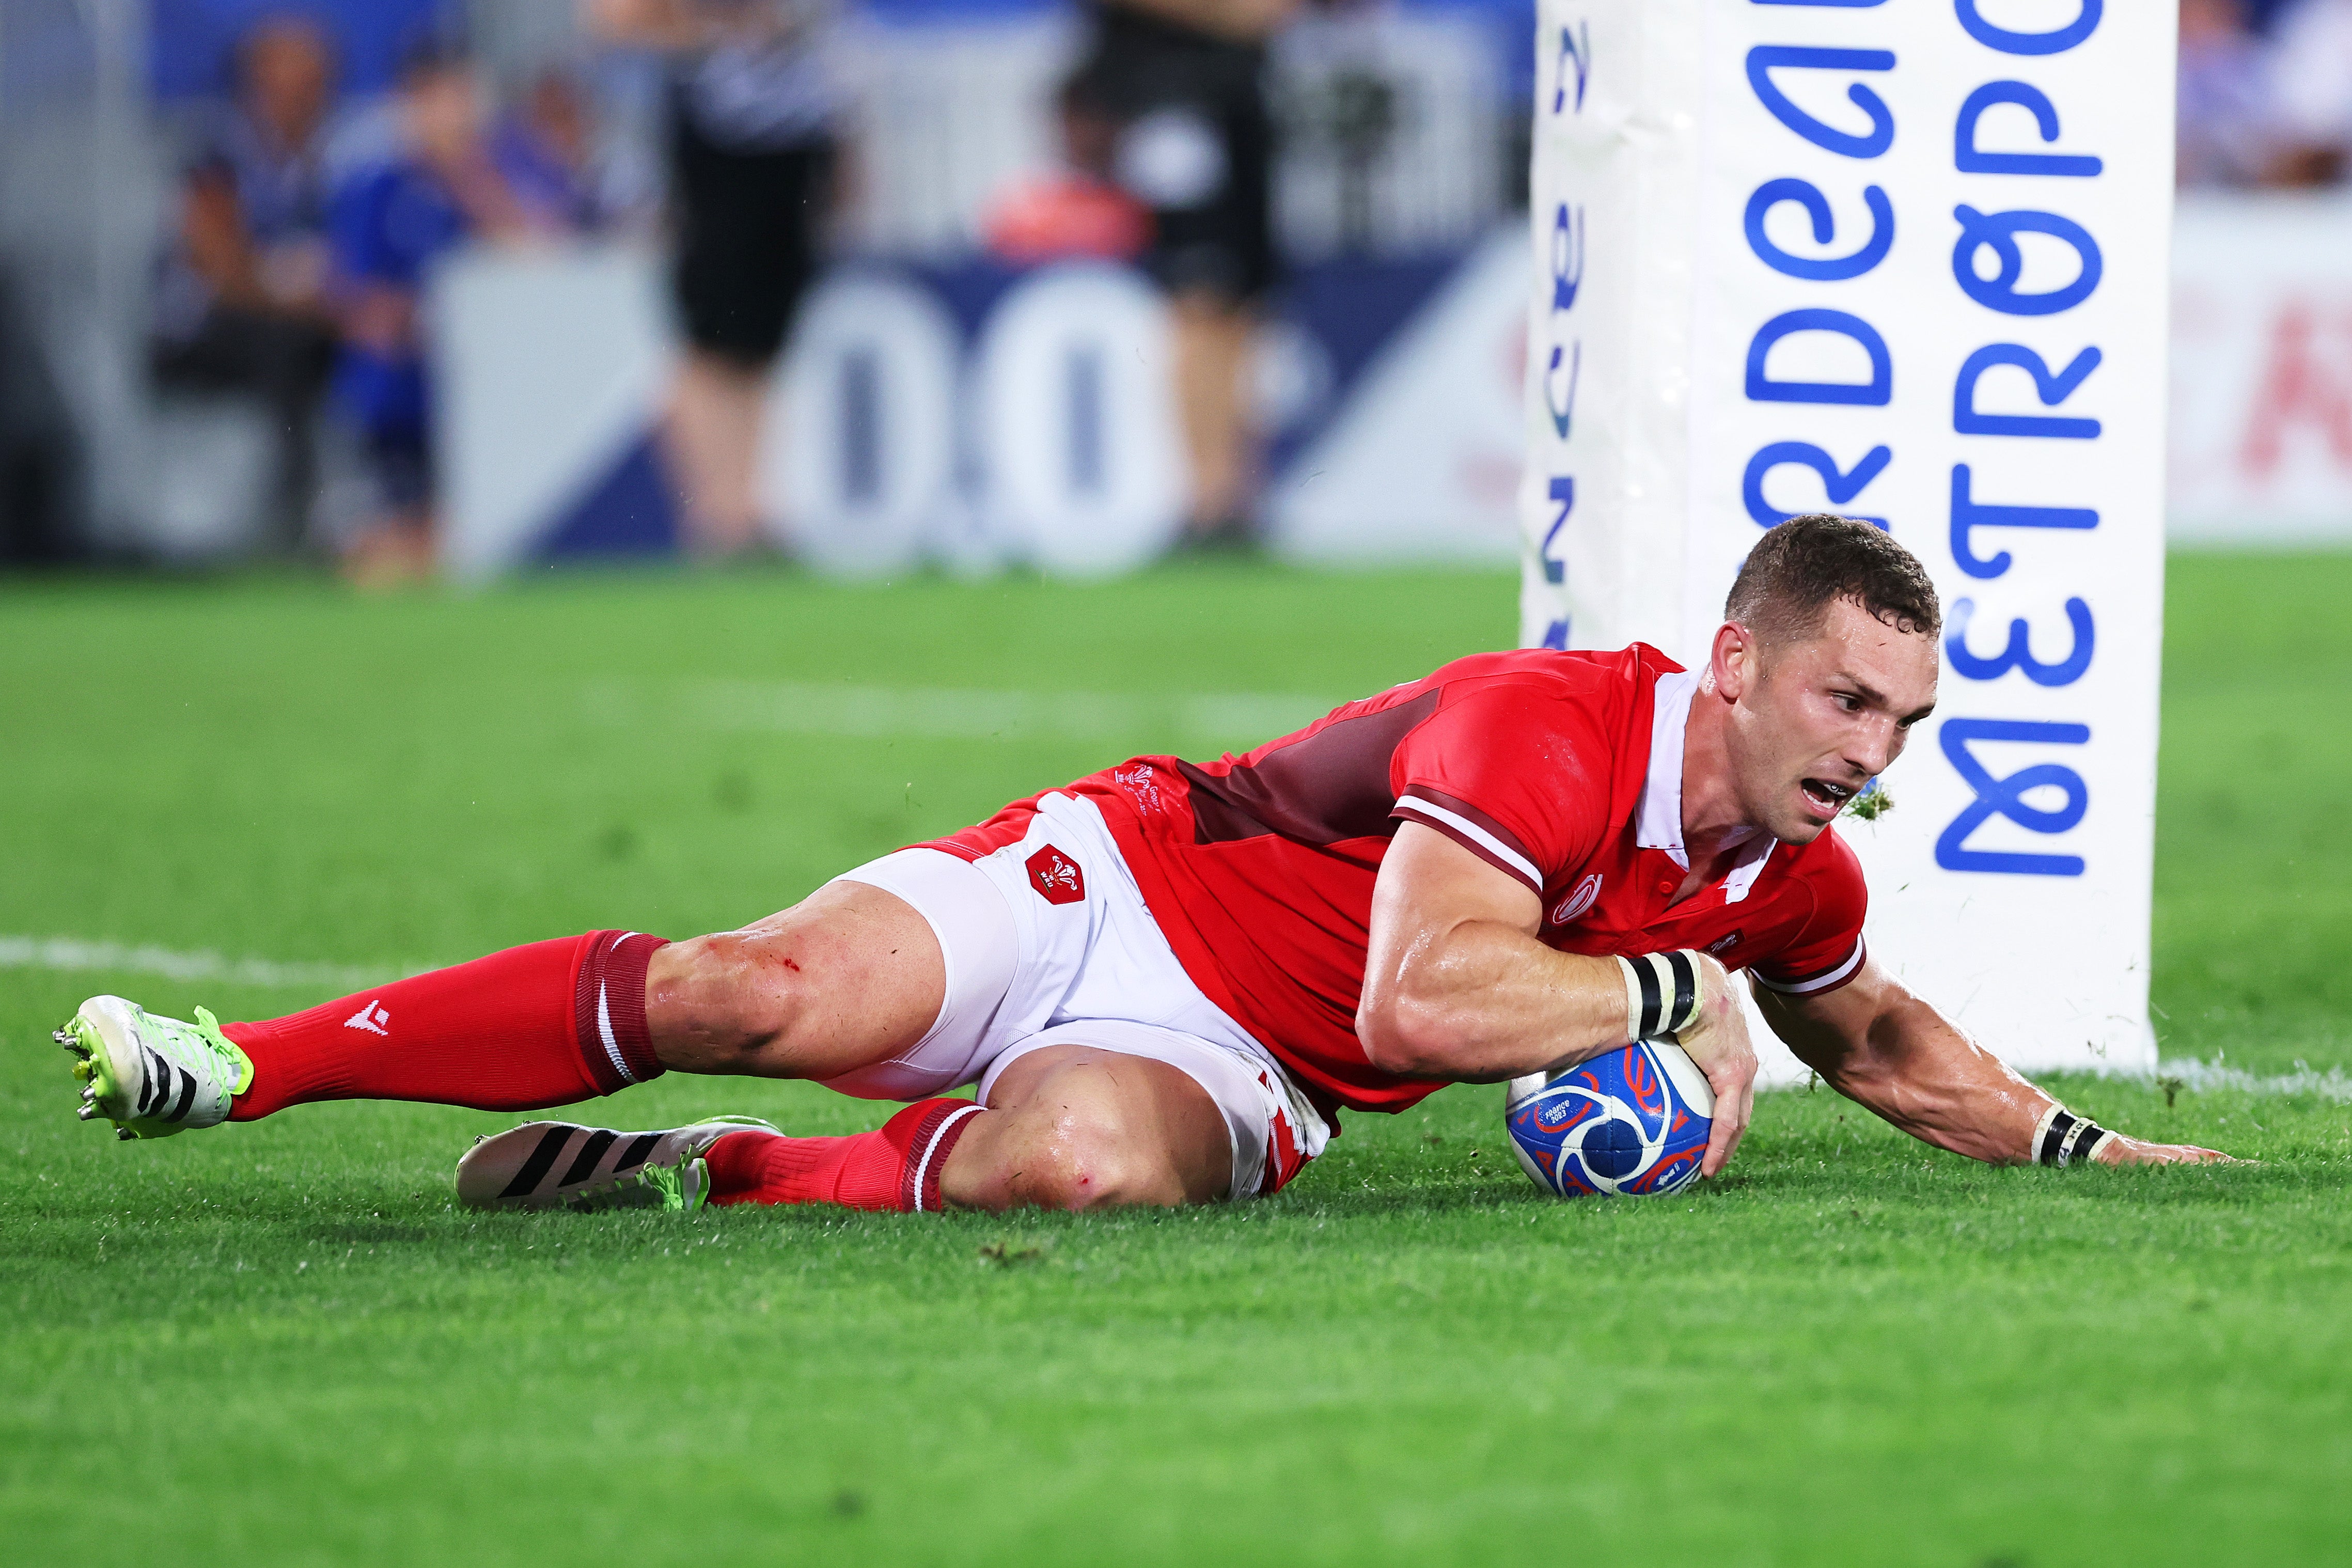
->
xmin=0 ymin=935 xmax=407 ymax=993
xmin=620 ymin=681 xmax=1345 ymax=745
xmin=2154 ymin=1058 xmax=2352 ymax=1104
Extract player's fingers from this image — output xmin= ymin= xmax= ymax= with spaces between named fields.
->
xmin=1700 ymin=1052 xmax=1755 ymax=1177
xmin=2105 ymin=1141 xmax=2240 ymax=1167
xmin=1725 ymin=1069 xmax=1757 ymax=1163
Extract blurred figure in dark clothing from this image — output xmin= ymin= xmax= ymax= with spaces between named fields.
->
xmin=588 ymin=0 xmax=844 ymax=558
xmin=0 ymin=270 xmax=86 ymax=566
xmin=150 ymin=15 xmax=340 ymax=551
xmin=1071 ymin=0 xmax=1301 ymax=550
xmin=328 ymin=40 xmax=548 ymax=585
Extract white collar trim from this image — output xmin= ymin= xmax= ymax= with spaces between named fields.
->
xmin=1639 ymin=670 xmax=1778 ymax=904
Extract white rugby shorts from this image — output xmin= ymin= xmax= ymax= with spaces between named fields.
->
xmin=824 ymin=790 xmax=1328 ymax=1200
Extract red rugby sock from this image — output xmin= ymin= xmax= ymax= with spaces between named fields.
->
xmin=703 ymin=1099 xmax=985 ymax=1212
xmin=223 ymin=931 xmax=667 ymax=1119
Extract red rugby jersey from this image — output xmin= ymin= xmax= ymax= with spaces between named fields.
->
xmin=929 ymin=646 xmax=1869 ymax=1119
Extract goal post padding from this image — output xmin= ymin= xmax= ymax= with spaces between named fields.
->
xmin=1519 ymin=0 xmax=2175 ymax=1080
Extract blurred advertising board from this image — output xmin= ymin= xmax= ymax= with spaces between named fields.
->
xmin=429 ymin=237 xmax=1530 ymax=579
xmin=2171 ymin=191 xmax=2352 ymax=545
xmin=1521 ymin=0 xmax=2175 ymax=1083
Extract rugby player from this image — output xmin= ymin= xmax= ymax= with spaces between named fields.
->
xmin=56 ymin=516 xmax=2228 ymax=1210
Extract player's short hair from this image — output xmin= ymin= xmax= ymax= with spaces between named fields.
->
xmin=1725 ymin=514 xmax=1941 ymax=645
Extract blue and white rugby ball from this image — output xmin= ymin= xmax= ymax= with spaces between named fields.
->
xmin=1504 ymin=1039 xmax=1715 ymax=1198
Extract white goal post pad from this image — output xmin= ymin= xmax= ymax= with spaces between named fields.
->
xmin=1520 ymin=0 xmax=2174 ymax=1082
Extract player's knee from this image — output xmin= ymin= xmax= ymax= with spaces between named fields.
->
xmin=1020 ymin=1133 xmax=1177 ymax=1210
xmin=1001 ymin=1080 xmax=1184 ymax=1211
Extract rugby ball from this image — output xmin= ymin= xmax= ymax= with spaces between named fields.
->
xmin=1504 ymin=1039 xmax=1715 ymax=1198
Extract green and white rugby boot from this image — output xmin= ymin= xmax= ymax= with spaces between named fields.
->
xmin=55 ymin=995 xmax=254 ymax=1141
xmin=456 ymin=1115 xmax=780 ymax=1213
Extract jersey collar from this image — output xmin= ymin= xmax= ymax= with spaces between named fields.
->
xmin=1637 ymin=670 xmax=1777 ymax=903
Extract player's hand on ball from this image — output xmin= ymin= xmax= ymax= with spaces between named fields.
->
xmin=1671 ymin=952 xmax=1757 ymax=1177
xmin=2092 ymin=1135 xmax=2237 ymax=1166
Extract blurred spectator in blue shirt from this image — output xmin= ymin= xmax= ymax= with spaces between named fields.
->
xmin=2179 ymin=0 xmax=2283 ymax=186
xmin=2267 ymin=0 xmax=2352 ymax=183
xmin=152 ymin=14 xmax=341 ymax=551
xmin=492 ymin=69 xmax=618 ymax=234
xmin=330 ymin=38 xmax=557 ymax=584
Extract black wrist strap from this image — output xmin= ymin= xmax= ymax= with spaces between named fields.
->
xmin=2034 ymin=1106 xmax=2114 ymax=1166
xmin=1619 ymin=950 xmax=1702 ymax=1040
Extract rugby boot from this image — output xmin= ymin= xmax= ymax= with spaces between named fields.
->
xmin=456 ymin=1115 xmax=780 ymax=1213
xmin=56 ymin=995 xmax=254 ymax=1141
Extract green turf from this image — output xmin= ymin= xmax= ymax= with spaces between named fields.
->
xmin=2 ymin=555 xmax=2347 ymax=1565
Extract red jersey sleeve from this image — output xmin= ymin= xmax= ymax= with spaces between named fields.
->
xmin=1386 ymin=681 xmax=1614 ymax=895
xmin=1749 ymin=829 xmax=1870 ymax=997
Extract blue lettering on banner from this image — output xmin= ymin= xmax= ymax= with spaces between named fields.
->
xmin=1745 ymin=309 xmax=1892 ymax=405
xmin=1951 ymin=204 xmax=2103 ymax=316
xmin=1743 ymin=179 xmax=1894 ymax=280
xmin=1545 ymin=341 xmax=1582 ymax=437
xmin=1933 ymin=14 xmax=2113 ymax=880
xmin=1955 ymin=0 xmax=2100 ymax=57
xmin=1935 ymin=718 xmax=2091 ymax=876
xmin=1538 ymin=28 xmax=1589 ymax=637
xmin=1552 ymin=21 xmax=1590 ymax=115
xmin=1542 ymin=477 xmax=1574 ymax=584
xmin=1945 ymin=597 xmax=2094 ymax=686
xmin=1743 ymin=442 xmax=1891 ymax=529
xmin=1551 ymin=205 xmax=1585 ymax=311
xmin=1745 ymin=46 xmax=1898 ymax=159
xmin=1953 ymin=344 xmax=2102 ymax=438
xmin=1948 ymin=464 xmax=2097 ymax=578
xmin=1955 ymin=82 xmax=2103 ymax=177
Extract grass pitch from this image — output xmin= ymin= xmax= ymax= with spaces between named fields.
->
xmin=2 ymin=554 xmax=2348 ymax=1566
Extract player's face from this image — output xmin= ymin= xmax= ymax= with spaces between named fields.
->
xmin=1727 ymin=598 xmax=1939 ymax=844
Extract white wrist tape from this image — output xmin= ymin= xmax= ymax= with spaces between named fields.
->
xmin=1618 ymin=950 xmax=1703 ymax=1042
xmin=2031 ymin=1102 xmax=2115 ymax=1166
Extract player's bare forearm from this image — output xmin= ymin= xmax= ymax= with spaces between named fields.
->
xmin=1754 ymin=964 xmax=2043 ymax=1162
xmin=1358 ymin=825 xmax=1627 ymax=1080
xmin=1756 ymin=960 xmax=2231 ymax=1166
xmin=1365 ymin=824 xmax=1759 ymax=1175
xmin=1362 ymin=916 xmax=1634 ymax=1081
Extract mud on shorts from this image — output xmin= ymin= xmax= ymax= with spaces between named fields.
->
xmin=825 ymin=791 xmax=1327 ymax=1199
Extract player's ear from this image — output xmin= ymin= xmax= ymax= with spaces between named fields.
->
xmin=1710 ymin=620 xmax=1756 ymax=703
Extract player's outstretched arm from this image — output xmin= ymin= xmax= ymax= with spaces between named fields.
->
xmin=1753 ymin=958 xmax=2232 ymax=1166
xmin=1359 ymin=824 xmax=1758 ymax=1174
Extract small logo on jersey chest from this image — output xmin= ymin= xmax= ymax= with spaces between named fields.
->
xmin=1549 ymin=873 xmax=1604 ymax=926
xmin=1707 ymin=930 xmax=1743 ymax=957
xmin=1026 ymin=845 xmax=1086 ymax=905
xmin=1112 ymin=763 xmax=1165 ymax=816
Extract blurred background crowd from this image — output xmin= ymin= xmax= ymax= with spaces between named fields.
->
xmin=2 ymin=0 xmax=2350 ymax=576
xmin=2183 ymin=0 xmax=2352 ymax=185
